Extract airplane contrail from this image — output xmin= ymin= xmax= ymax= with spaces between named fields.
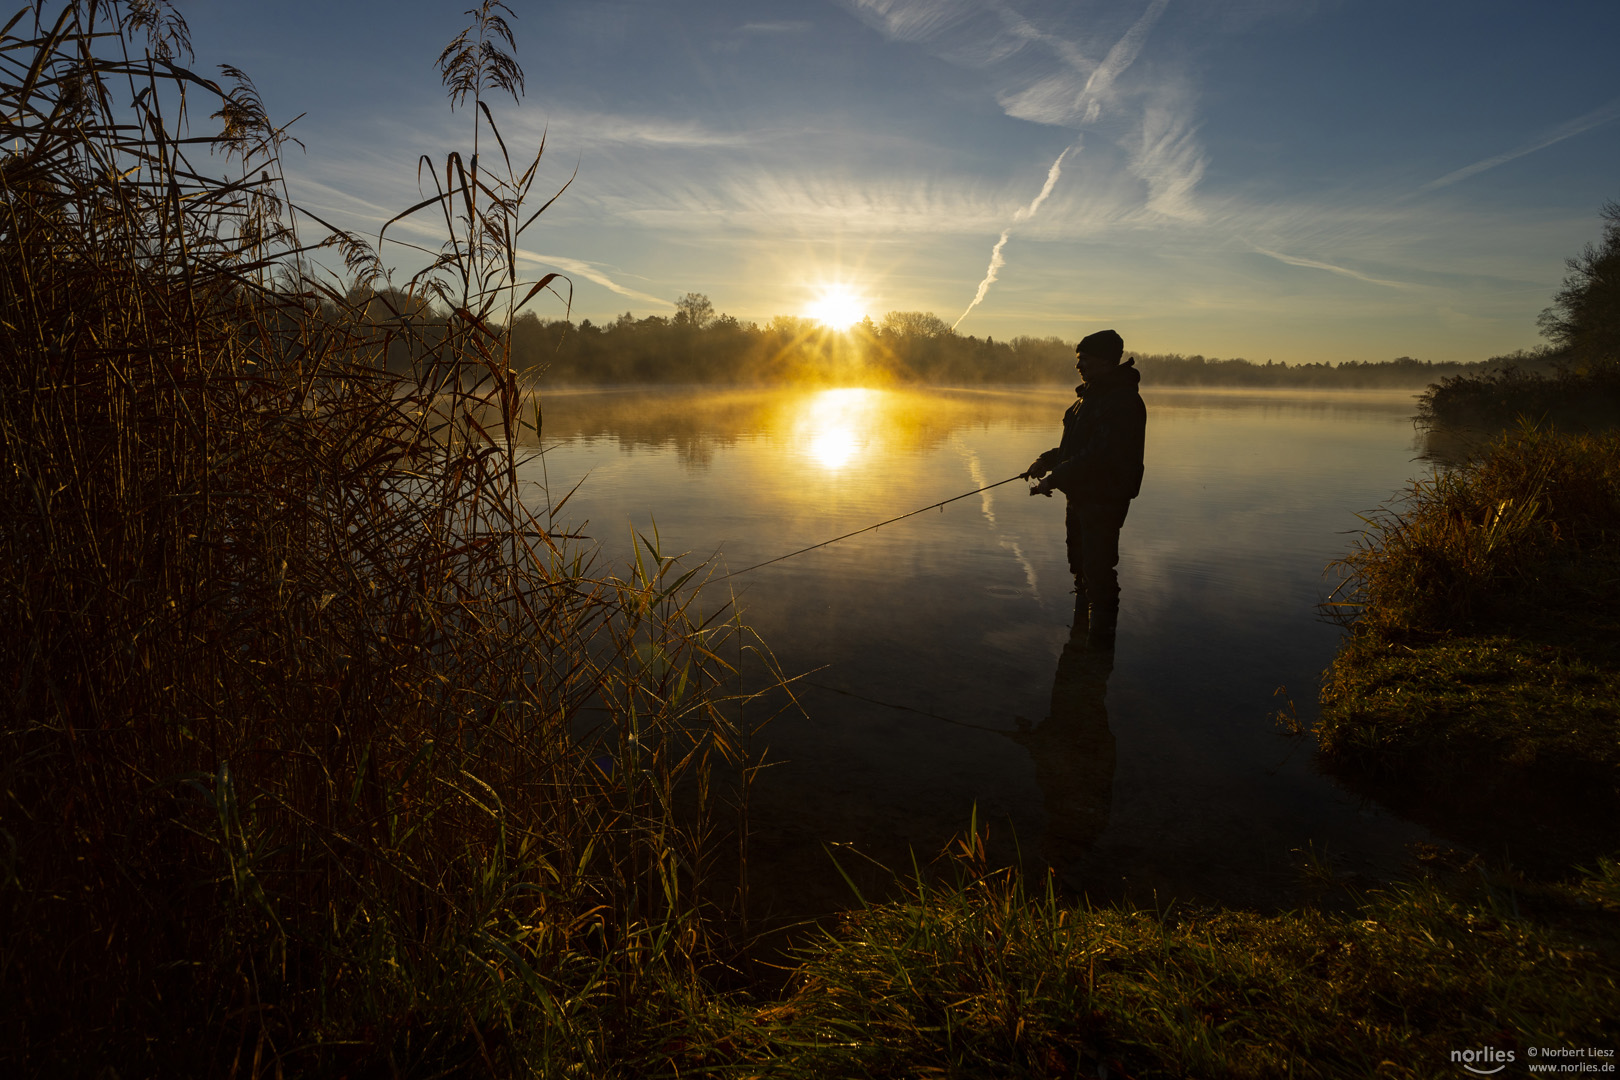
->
xmin=952 ymin=147 xmax=1070 ymax=331
xmin=952 ymin=0 xmax=1173 ymax=332
xmin=1420 ymin=95 xmax=1620 ymax=192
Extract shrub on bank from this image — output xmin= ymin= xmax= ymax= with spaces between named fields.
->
xmin=1417 ymin=363 xmax=1620 ymax=430
xmin=1325 ymin=427 xmax=1620 ymax=637
xmin=1317 ymin=427 xmax=1620 ymax=771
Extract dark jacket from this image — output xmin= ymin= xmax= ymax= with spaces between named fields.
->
xmin=1035 ymin=359 xmax=1146 ymax=502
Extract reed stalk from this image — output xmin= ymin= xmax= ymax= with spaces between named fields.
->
xmin=0 ymin=3 xmax=766 ymax=1072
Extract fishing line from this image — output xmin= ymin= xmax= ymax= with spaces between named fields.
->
xmin=717 ymin=472 xmax=1028 ymax=581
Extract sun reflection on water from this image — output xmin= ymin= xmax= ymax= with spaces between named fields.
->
xmin=802 ymin=387 xmax=881 ymax=470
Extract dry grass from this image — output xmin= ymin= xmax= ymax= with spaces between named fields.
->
xmin=713 ymin=822 xmax=1620 ymax=1079
xmin=1323 ymin=424 xmax=1620 ymax=637
xmin=0 ymin=3 xmax=773 ymax=1073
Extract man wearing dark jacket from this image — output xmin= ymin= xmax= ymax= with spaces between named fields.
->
xmin=1023 ymin=329 xmax=1146 ymax=651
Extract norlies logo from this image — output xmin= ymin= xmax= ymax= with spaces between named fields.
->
xmin=1453 ymin=1047 xmax=1517 ymax=1075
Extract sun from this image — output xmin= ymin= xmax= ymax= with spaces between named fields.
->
xmin=805 ymin=285 xmax=868 ymax=331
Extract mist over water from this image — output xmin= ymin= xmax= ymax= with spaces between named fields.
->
xmin=519 ymin=385 xmax=1442 ymax=920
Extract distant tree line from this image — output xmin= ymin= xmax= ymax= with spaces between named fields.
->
xmin=325 ymin=285 xmax=1542 ymax=389
xmin=1132 ymin=352 xmax=1523 ymax=389
xmin=483 ymin=291 xmax=1509 ymax=389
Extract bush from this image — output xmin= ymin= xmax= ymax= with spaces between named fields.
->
xmin=1416 ymin=363 xmax=1620 ymax=430
xmin=1326 ymin=427 xmax=1620 ymax=636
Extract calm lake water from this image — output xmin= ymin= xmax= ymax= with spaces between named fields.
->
xmin=518 ymin=384 xmax=1446 ymax=919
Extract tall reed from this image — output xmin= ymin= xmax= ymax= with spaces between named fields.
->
xmin=0 ymin=2 xmax=765 ymax=1072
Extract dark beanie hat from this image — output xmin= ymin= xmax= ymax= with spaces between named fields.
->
xmin=1076 ymin=329 xmax=1124 ymax=362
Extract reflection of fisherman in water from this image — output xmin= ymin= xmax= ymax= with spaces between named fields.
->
xmin=1007 ymin=626 xmax=1116 ymax=867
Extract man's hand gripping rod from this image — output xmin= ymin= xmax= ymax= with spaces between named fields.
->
xmin=1022 ymin=461 xmax=1056 ymax=497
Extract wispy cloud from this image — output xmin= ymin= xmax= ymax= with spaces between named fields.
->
xmin=860 ymin=0 xmax=1185 ymax=325
xmin=285 ymin=173 xmax=404 ymax=230
xmin=588 ymin=169 xmax=1026 ymax=235
xmin=531 ymin=110 xmax=750 ymax=149
xmin=1421 ymin=96 xmax=1620 ymax=192
xmin=994 ymin=0 xmax=1169 ymax=126
xmin=1077 ymin=0 xmax=1169 ymax=124
xmin=277 ymin=172 xmax=667 ymax=307
xmin=1019 ymin=146 xmax=1069 ymax=221
xmin=1245 ymin=242 xmax=1413 ymax=289
xmin=844 ymin=0 xmax=981 ymax=45
xmin=1127 ymin=90 xmax=1206 ymax=221
xmin=738 ymin=21 xmax=813 ymax=34
xmin=986 ymin=2 xmax=1089 ymax=70
xmin=513 ymin=249 xmax=675 ymax=308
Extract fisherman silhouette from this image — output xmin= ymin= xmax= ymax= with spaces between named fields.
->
xmin=1006 ymin=620 xmax=1116 ymax=868
xmin=1024 ymin=328 xmax=1146 ymax=652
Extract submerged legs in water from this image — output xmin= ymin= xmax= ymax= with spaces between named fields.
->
xmin=1066 ymin=498 xmax=1130 ymax=651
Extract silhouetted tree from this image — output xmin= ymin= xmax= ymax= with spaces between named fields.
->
xmin=1539 ymin=200 xmax=1620 ymax=371
xmin=880 ymin=311 xmax=951 ymax=339
xmin=673 ymin=292 xmax=715 ymax=329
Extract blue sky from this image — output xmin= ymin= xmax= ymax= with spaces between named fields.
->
xmin=175 ymin=0 xmax=1620 ymax=364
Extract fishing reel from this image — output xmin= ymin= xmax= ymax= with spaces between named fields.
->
xmin=1023 ymin=472 xmax=1055 ymax=497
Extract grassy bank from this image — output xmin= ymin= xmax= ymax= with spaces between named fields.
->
xmin=1318 ymin=426 xmax=1620 ymax=778
xmin=709 ymin=840 xmax=1619 ymax=1079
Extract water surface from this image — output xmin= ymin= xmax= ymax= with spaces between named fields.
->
xmin=520 ymin=385 xmax=1443 ymax=919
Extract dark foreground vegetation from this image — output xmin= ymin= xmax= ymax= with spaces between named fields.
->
xmin=1 ymin=3 xmax=772 ymax=1073
xmin=1302 ymin=434 xmax=1620 ymax=1068
xmin=1419 ymin=359 xmax=1620 ymax=431
xmin=4 ymin=4 xmax=1616 ymax=1076
xmin=711 ymin=840 xmax=1618 ymax=1079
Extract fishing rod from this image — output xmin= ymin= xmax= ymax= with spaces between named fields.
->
xmin=718 ymin=472 xmax=1030 ymax=581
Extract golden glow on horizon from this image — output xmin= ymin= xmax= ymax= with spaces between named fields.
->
xmin=805 ymin=284 xmax=868 ymax=331
xmin=802 ymin=387 xmax=879 ymax=470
